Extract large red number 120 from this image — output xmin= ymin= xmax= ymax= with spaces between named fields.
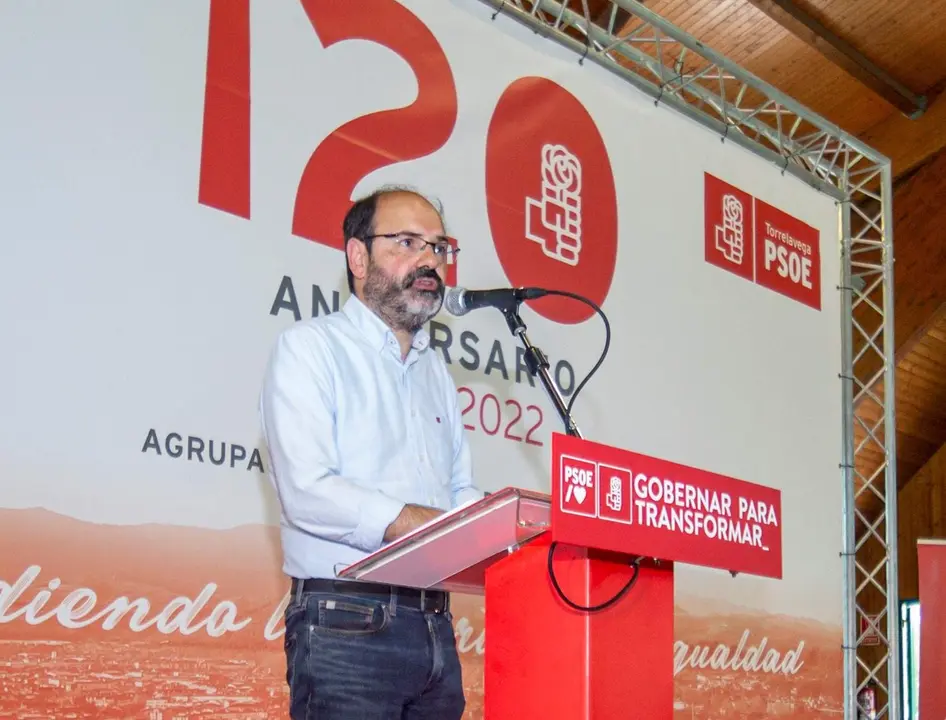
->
xmin=198 ymin=0 xmax=459 ymax=251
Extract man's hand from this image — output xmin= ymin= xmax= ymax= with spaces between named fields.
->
xmin=384 ymin=504 xmax=444 ymax=542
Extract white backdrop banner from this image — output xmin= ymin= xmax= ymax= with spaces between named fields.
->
xmin=0 ymin=1 xmax=843 ymax=717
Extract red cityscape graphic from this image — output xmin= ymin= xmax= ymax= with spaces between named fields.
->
xmin=0 ymin=509 xmax=841 ymax=718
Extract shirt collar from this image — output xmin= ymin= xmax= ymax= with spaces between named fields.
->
xmin=342 ymin=294 xmax=431 ymax=356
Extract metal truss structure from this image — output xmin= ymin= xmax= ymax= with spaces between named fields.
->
xmin=476 ymin=0 xmax=900 ymax=717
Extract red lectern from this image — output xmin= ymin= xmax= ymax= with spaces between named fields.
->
xmin=339 ymin=432 xmax=783 ymax=719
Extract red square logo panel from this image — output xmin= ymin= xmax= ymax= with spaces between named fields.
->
xmin=704 ymin=172 xmax=821 ymax=311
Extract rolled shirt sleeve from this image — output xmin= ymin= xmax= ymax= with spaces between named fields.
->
xmin=259 ymin=326 xmax=405 ymax=554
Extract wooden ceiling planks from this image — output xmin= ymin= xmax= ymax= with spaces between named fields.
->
xmin=633 ymin=0 xmax=946 ymax=156
xmin=573 ymin=1 xmax=946 ymax=173
xmin=862 ymin=91 xmax=946 ymax=180
xmin=889 ymin=150 xmax=946 ymax=358
xmin=635 ymin=0 xmax=897 ymax=133
xmin=855 ymin=309 xmax=946 ymax=508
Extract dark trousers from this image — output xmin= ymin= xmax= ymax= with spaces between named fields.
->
xmin=284 ymin=586 xmax=466 ymax=719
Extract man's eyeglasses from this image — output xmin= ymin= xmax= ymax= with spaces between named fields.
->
xmin=363 ymin=232 xmax=459 ymax=264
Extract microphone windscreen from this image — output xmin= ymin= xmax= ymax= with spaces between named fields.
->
xmin=443 ymin=287 xmax=468 ymax=317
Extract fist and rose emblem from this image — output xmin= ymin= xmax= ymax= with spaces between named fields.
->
xmin=486 ymin=76 xmax=618 ymax=326
xmin=525 ymin=143 xmax=584 ymax=268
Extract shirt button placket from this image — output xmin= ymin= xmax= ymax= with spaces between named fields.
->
xmin=402 ymin=368 xmax=415 ymax=452
xmin=407 ymin=365 xmax=435 ymax=506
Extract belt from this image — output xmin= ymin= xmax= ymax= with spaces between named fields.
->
xmin=291 ymin=578 xmax=449 ymax=614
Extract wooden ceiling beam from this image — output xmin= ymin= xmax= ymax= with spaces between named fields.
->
xmin=861 ymin=82 xmax=946 ymax=179
xmin=743 ymin=0 xmax=927 ymax=119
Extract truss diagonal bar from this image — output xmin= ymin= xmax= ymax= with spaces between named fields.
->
xmin=478 ymin=1 xmax=898 ymax=717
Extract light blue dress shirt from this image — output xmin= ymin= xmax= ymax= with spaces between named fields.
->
xmin=259 ymin=294 xmax=484 ymax=580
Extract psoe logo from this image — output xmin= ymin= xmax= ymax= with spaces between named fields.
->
xmin=560 ymin=454 xmax=598 ymax=518
xmin=487 ymin=77 xmax=618 ymax=325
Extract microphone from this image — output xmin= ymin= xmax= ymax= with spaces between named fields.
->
xmin=443 ymin=286 xmax=548 ymax=317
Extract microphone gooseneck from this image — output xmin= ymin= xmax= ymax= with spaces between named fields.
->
xmin=440 ymin=284 xmax=581 ymax=438
xmin=440 ymin=283 xmax=620 ymax=614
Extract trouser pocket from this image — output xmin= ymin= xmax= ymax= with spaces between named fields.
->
xmin=314 ymin=595 xmax=390 ymax=636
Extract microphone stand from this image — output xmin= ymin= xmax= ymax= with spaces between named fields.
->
xmin=497 ymin=299 xmax=582 ymax=439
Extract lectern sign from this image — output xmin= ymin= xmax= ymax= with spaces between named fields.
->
xmin=551 ymin=434 xmax=783 ymax=579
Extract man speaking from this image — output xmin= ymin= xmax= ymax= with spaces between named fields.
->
xmin=259 ymin=186 xmax=484 ymax=719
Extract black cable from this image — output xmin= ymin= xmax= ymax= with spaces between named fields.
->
xmin=527 ymin=290 xmax=634 ymax=612
xmin=547 ymin=541 xmax=642 ymax=612
xmin=535 ymin=289 xmax=611 ymax=417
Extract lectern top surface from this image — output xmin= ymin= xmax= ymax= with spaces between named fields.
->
xmin=336 ymin=486 xmax=551 ymax=593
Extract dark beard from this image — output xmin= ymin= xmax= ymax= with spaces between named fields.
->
xmin=362 ymin=263 xmax=445 ymax=334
